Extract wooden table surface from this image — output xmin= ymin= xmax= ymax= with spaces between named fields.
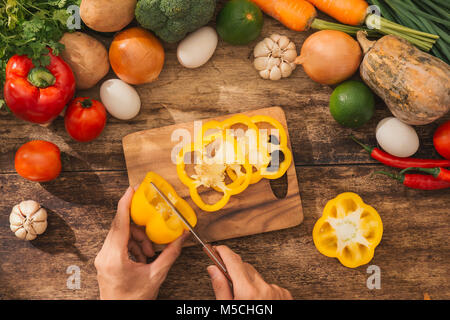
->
xmin=0 ymin=3 xmax=449 ymax=300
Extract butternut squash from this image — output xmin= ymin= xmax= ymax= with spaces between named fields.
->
xmin=357 ymin=31 xmax=450 ymax=125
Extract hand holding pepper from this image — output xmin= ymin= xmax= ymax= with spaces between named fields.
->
xmin=94 ymin=187 xmax=189 ymax=300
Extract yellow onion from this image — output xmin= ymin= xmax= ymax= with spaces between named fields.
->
xmin=295 ymin=30 xmax=362 ymax=85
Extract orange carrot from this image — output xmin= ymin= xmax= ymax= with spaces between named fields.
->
xmin=306 ymin=0 xmax=368 ymax=25
xmin=250 ymin=0 xmax=317 ymax=31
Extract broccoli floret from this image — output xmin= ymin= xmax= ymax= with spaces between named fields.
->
xmin=135 ymin=0 xmax=216 ymax=43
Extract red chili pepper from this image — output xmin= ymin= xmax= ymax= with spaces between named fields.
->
xmin=352 ymin=136 xmax=450 ymax=169
xmin=400 ymin=167 xmax=450 ymax=183
xmin=3 ymin=50 xmax=75 ymax=124
xmin=376 ymin=171 xmax=450 ymax=190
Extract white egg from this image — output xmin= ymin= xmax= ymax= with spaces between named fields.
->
xmin=177 ymin=26 xmax=218 ymax=69
xmin=100 ymin=79 xmax=141 ymax=120
xmin=376 ymin=117 xmax=420 ymax=157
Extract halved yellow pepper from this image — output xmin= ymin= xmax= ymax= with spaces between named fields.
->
xmin=131 ymin=172 xmax=197 ymax=244
xmin=313 ymin=193 xmax=383 ymax=268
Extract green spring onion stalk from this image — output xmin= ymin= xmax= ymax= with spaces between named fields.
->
xmin=368 ymin=0 xmax=449 ymax=63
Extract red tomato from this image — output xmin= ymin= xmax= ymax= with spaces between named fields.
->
xmin=65 ymin=97 xmax=107 ymax=142
xmin=434 ymin=120 xmax=450 ymax=159
xmin=15 ymin=141 xmax=62 ymax=182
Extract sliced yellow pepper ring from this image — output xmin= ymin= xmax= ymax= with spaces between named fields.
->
xmin=131 ymin=172 xmax=197 ymax=244
xmin=313 ymin=193 xmax=383 ymax=268
xmin=221 ymin=114 xmax=268 ymax=184
xmin=251 ymin=115 xmax=293 ymax=180
xmin=226 ymin=115 xmax=293 ymax=183
xmin=177 ymin=135 xmax=252 ymax=212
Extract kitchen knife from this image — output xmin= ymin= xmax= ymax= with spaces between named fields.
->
xmin=150 ymin=182 xmax=232 ymax=283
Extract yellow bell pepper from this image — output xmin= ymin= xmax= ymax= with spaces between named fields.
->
xmin=313 ymin=193 xmax=383 ymax=268
xmin=131 ymin=172 xmax=197 ymax=244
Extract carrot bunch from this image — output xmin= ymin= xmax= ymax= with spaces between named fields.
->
xmin=250 ymin=0 xmax=439 ymax=52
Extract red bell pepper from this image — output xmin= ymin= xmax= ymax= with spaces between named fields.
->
xmin=3 ymin=50 xmax=76 ymax=124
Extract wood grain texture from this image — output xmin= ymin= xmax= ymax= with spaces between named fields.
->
xmin=123 ymin=107 xmax=303 ymax=247
xmin=0 ymin=1 xmax=449 ymax=300
xmin=0 ymin=167 xmax=448 ymax=300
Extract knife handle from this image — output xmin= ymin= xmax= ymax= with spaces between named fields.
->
xmin=203 ymin=244 xmax=233 ymax=284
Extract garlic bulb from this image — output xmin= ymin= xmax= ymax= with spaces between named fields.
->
xmin=10 ymin=200 xmax=48 ymax=241
xmin=253 ymin=34 xmax=297 ymax=81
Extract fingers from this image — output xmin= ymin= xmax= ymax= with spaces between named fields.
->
xmin=213 ymin=245 xmax=248 ymax=284
xmin=242 ymin=262 xmax=264 ymax=283
xmin=101 ymin=187 xmax=134 ymax=258
xmin=130 ymin=225 xmax=155 ymax=258
xmin=207 ymin=265 xmax=233 ymax=300
xmin=128 ymin=240 xmax=147 ymax=263
xmin=270 ymin=284 xmax=293 ymax=300
xmin=151 ymin=231 xmax=190 ymax=278
xmin=106 ymin=187 xmax=134 ymax=249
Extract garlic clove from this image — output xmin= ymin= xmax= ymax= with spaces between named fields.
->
xmin=269 ymin=66 xmax=282 ymax=81
xmin=11 ymin=204 xmax=22 ymax=217
xmin=278 ymin=36 xmax=291 ymax=50
xmin=32 ymin=208 xmax=48 ymax=222
xmin=15 ymin=228 xmax=27 ymax=240
xmin=290 ymin=62 xmax=297 ymax=70
xmin=267 ymin=57 xmax=281 ymax=69
xmin=286 ymin=42 xmax=296 ymax=50
xmin=280 ymin=62 xmax=293 ymax=78
xmin=253 ymin=41 xmax=270 ymax=57
xmin=33 ymin=221 xmax=48 ymax=235
xmin=10 ymin=206 xmax=25 ymax=225
xmin=25 ymin=232 xmax=37 ymax=241
xmin=270 ymin=34 xmax=281 ymax=43
xmin=254 ymin=57 xmax=269 ymax=71
xmin=259 ymin=69 xmax=270 ymax=79
xmin=263 ymin=37 xmax=275 ymax=50
xmin=19 ymin=200 xmax=40 ymax=217
xmin=282 ymin=49 xmax=298 ymax=63
xmin=10 ymin=224 xmax=21 ymax=232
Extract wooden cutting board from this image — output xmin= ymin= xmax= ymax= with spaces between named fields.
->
xmin=122 ymin=107 xmax=303 ymax=246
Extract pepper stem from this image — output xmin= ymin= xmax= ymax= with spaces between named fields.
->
xmin=350 ymin=136 xmax=374 ymax=154
xmin=400 ymin=167 xmax=439 ymax=177
xmin=375 ymin=171 xmax=404 ymax=183
xmin=27 ymin=67 xmax=56 ymax=88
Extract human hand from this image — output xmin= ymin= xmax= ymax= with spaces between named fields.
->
xmin=94 ymin=187 xmax=189 ymax=300
xmin=207 ymin=245 xmax=293 ymax=300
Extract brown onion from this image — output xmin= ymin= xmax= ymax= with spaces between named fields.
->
xmin=109 ymin=27 xmax=165 ymax=85
xmin=295 ymin=30 xmax=362 ymax=85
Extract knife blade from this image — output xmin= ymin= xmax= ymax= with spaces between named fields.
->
xmin=150 ymin=182 xmax=232 ymax=283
